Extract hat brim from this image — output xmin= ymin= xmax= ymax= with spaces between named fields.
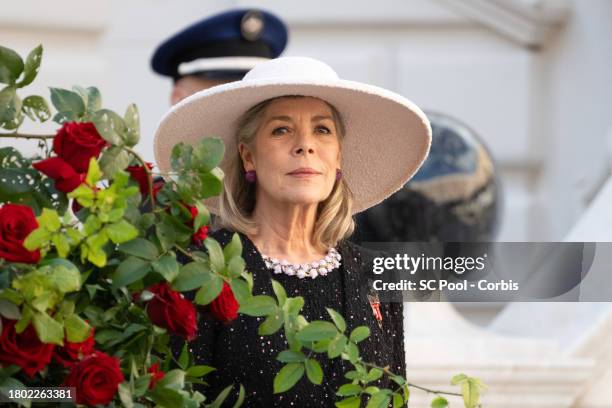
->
xmin=153 ymin=77 xmax=432 ymax=214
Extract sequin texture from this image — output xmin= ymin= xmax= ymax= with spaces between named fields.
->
xmin=171 ymin=228 xmax=406 ymax=407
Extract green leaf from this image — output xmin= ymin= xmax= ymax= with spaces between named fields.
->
xmin=156 ymin=221 xmax=176 ymax=251
xmin=205 ymin=237 xmax=225 ymax=273
xmin=32 ymin=311 xmax=64 ymax=345
xmin=85 ymin=87 xmax=101 ymax=112
xmin=0 ymin=46 xmax=24 ymax=84
xmin=178 ymin=341 xmax=189 ymax=369
xmin=51 ymin=233 xmax=71 ymax=257
xmin=258 ymin=309 xmax=284 ymax=335
xmin=156 ymin=369 xmax=185 ymax=391
xmin=297 ymin=321 xmax=338 ymax=342
xmin=49 ymin=87 xmax=85 ymax=117
xmin=366 ymin=391 xmax=392 ymax=408
xmin=68 ymin=184 xmax=95 ymax=207
xmin=228 ymin=278 xmax=251 ymax=304
xmin=273 ymin=363 xmax=304 ymax=394
xmin=194 ymin=273 xmax=223 ymax=305
xmin=350 ymin=326 xmax=370 ymax=343
xmin=336 ymin=384 xmax=362 ymax=396
xmin=85 ymin=157 xmax=102 ymax=185
xmin=65 ymin=314 xmax=91 ymax=343
xmin=0 ymin=86 xmax=22 ymax=126
xmin=0 ymin=299 xmax=21 ymax=320
xmin=232 ymin=384 xmax=245 ymax=408
xmin=239 ymin=295 xmax=277 ymax=316
xmin=152 ymin=254 xmax=180 ymax=282
xmin=0 ymin=288 xmax=22 ymax=306
xmin=193 ymin=209 xmax=210 ymax=232
xmin=276 ymin=350 xmax=306 ymax=363
xmin=52 ymin=110 xmax=75 ymax=124
xmin=106 ymin=219 xmax=139 ymax=244
xmin=118 ymin=238 xmax=159 ymax=259
xmin=461 ymin=378 xmax=482 ymax=408
xmin=207 ymin=384 xmax=233 ymax=408
xmin=92 ymin=109 xmax=125 ymax=145
xmin=364 ymin=386 xmax=380 ymax=395
xmin=23 ymin=227 xmax=50 ymax=251
xmin=451 ymin=373 xmax=468 ymax=385
xmin=112 ymin=256 xmax=151 ymax=287
xmin=335 ymin=396 xmax=361 ymax=408
xmin=170 ymin=142 xmax=192 ymax=172
xmin=38 ymin=208 xmax=61 ymax=232
xmin=98 ymin=146 xmax=130 ymax=180
xmin=222 ymin=232 xmax=242 ymax=262
xmin=366 ymin=368 xmax=383 ymax=382
xmin=431 ymin=396 xmax=449 ymax=408
xmin=283 ymin=297 xmax=305 ymax=315
xmin=185 ymin=365 xmax=216 ymax=378
xmin=133 ymin=374 xmax=151 ymax=397
xmin=197 ymin=168 xmax=224 ymax=198
xmin=326 ymin=308 xmax=346 ymax=333
xmin=271 ymin=280 xmax=287 ymax=307
xmin=18 ymin=45 xmax=43 ymax=88
xmin=22 ymin=95 xmax=50 ymax=122
xmin=344 ymin=371 xmax=363 ymax=381
xmin=49 ymin=262 xmax=81 ymax=293
xmin=328 ymin=334 xmax=348 ymax=359
xmin=172 ymin=262 xmax=212 ymax=291
xmin=15 ymin=305 xmax=32 ymax=333
xmin=344 ymin=342 xmax=360 ymax=363
xmin=118 ymin=381 xmax=133 ymax=408
xmin=392 ymin=393 xmax=404 ymax=408
xmin=150 ymin=386 xmax=184 ymax=407
xmin=193 ymin=138 xmax=225 ymax=172
xmin=305 ymin=358 xmax=323 ymax=385
xmin=226 ymin=256 xmax=245 ymax=278
xmin=123 ymin=103 xmax=140 ymax=146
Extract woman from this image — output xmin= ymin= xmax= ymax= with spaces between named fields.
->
xmin=154 ymin=57 xmax=431 ymax=407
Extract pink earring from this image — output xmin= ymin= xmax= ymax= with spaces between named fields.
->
xmin=336 ymin=169 xmax=342 ymax=181
xmin=245 ymin=170 xmax=257 ymax=183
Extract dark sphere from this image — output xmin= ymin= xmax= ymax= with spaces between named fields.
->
xmin=353 ymin=111 xmax=503 ymax=243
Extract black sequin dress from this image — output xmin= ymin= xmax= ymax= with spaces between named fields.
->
xmin=173 ymin=228 xmax=406 ymax=407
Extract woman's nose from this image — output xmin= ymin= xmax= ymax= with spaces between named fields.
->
xmin=293 ymin=130 xmax=315 ymax=155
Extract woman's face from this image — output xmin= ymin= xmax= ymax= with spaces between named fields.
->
xmin=239 ymin=97 xmax=341 ymax=209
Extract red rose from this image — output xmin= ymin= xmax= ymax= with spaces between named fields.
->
xmin=147 ymin=363 xmax=165 ymax=389
xmin=63 ymin=351 xmax=124 ymax=406
xmin=127 ymin=162 xmax=164 ymax=199
xmin=0 ymin=318 xmax=55 ymax=377
xmin=188 ymin=205 xmax=209 ymax=245
xmin=209 ymin=282 xmax=239 ymax=323
xmin=0 ymin=204 xmax=41 ymax=264
xmin=32 ymin=157 xmax=85 ymax=193
xmin=53 ymin=122 xmax=107 ymax=173
xmin=53 ymin=328 xmax=95 ymax=367
xmin=147 ymin=282 xmax=197 ymax=341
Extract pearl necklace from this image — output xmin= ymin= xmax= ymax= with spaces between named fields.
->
xmin=261 ymin=248 xmax=341 ymax=279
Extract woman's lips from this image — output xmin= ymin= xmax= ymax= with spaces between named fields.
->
xmin=288 ymin=172 xmax=320 ymax=178
xmin=287 ymin=167 xmax=322 ymax=177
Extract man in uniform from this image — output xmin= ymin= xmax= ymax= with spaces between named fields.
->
xmin=151 ymin=8 xmax=289 ymax=105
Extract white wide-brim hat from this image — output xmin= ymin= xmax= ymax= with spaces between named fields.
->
xmin=154 ymin=56 xmax=431 ymax=214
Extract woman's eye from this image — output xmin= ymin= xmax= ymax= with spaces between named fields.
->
xmin=272 ymin=127 xmax=289 ymax=135
xmin=316 ymin=125 xmax=331 ymax=134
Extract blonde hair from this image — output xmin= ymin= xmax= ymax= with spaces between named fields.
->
xmin=216 ymin=95 xmax=355 ymax=250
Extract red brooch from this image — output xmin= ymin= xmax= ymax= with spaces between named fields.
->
xmin=367 ymin=290 xmax=383 ymax=329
